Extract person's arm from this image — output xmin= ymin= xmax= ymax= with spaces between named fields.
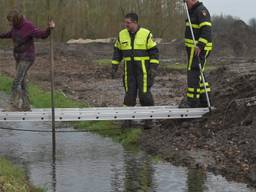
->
xmin=147 ymin=32 xmax=159 ymax=77
xmin=112 ymin=37 xmax=123 ymax=66
xmin=111 ymin=36 xmax=123 ymax=78
xmin=0 ymin=31 xmax=12 ymax=39
xmin=147 ymin=33 xmax=159 ymax=64
xmin=31 ymin=27 xmax=51 ymax=39
xmin=196 ymin=7 xmax=212 ymax=51
xmin=30 ymin=20 xmax=55 ymax=39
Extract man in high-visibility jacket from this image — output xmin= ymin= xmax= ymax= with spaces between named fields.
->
xmin=111 ymin=13 xmax=159 ymax=127
xmin=183 ymin=0 xmax=212 ymax=108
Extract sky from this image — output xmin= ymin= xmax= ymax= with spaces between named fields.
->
xmin=202 ymin=0 xmax=255 ymax=23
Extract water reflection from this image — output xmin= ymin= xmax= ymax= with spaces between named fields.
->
xmin=51 ymin=136 xmax=57 ymax=192
xmin=123 ymin=151 xmax=154 ymax=192
xmin=0 ymin=121 xmax=255 ymax=192
xmin=187 ymin=168 xmax=206 ymax=192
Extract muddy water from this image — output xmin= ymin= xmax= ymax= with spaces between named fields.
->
xmin=0 ymin=93 xmax=255 ymax=192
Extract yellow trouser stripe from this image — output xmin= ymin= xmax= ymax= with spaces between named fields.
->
xmin=134 ymin=56 xmax=150 ymax=93
xmin=150 ymin=59 xmax=159 ymax=64
xmin=123 ymin=56 xmax=150 ymax=93
xmin=188 ymin=47 xmax=195 ymax=71
xmin=187 ymin=93 xmax=194 ymax=98
xmin=202 ymin=50 xmax=210 ymax=71
xmin=185 ymin=38 xmax=197 ymax=44
xmin=199 ymin=37 xmax=208 ymax=45
xmin=141 ymin=60 xmax=147 ymax=93
xmin=124 ymin=57 xmax=131 ymax=61
xmin=187 ymin=93 xmax=200 ymax=99
xmin=188 ymin=87 xmax=201 ymax=93
xmin=124 ymin=61 xmax=128 ymax=92
xmin=185 ymin=43 xmax=195 ymax=48
xmin=200 ymin=88 xmax=211 ymax=93
xmin=200 ymin=83 xmax=209 ymax=87
xmin=112 ymin=60 xmax=119 ymax=65
xmin=204 ymin=47 xmax=212 ymax=51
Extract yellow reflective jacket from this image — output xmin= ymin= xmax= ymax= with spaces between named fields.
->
xmin=112 ymin=27 xmax=159 ymax=65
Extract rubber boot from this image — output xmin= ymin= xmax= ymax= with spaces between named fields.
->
xmin=143 ymin=120 xmax=153 ymax=130
xmin=2 ymin=104 xmax=19 ymax=112
xmin=20 ymin=105 xmax=31 ymax=112
xmin=200 ymin=93 xmax=211 ymax=108
xmin=20 ymin=92 xmax=31 ymax=111
xmin=189 ymin=100 xmax=201 ymax=108
xmin=179 ymin=98 xmax=200 ymax=108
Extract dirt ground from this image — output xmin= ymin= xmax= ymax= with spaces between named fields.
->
xmin=141 ymin=61 xmax=256 ymax=188
xmin=0 ymin=42 xmax=186 ymax=107
xmin=0 ymin=42 xmax=256 ymax=188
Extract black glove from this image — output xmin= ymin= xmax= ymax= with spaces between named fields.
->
xmin=111 ymin=65 xmax=118 ymax=79
xmin=151 ymin=64 xmax=158 ymax=79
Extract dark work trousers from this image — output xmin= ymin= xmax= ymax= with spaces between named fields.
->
xmin=186 ymin=47 xmax=211 ymax=107
xmin=123 ymin=59 xmax=154 ymax=107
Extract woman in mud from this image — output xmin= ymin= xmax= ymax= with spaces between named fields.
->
xmin=0 ymin=10 xmax=55 ymax=111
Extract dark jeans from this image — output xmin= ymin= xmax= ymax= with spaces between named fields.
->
xmin=10 ymin=60 xmax=33 ymax=109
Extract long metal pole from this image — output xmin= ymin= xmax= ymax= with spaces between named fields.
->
xmin=184 ymin=2 xmax=212 ymax=110
xmin=50 ymin=26 xmax=56 ymax=149
xmin=46 ymin=1 xmax=57 ymax=190
xmin=47 ymin=0 xmax=56 ymax=189
xmin=47 ymin=0 xmax=56 ymax=145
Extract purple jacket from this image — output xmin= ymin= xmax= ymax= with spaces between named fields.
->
xmin=0 ymin=17 xmax=51 ymax=62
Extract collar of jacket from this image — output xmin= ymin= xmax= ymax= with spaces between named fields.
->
xmin=189 ymin=2 xmax=202 ymax=14
xmin=128 ymin=26 xmax=141 ymax=35
xmin=13 ymin=17 xmax=25 ymax=29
